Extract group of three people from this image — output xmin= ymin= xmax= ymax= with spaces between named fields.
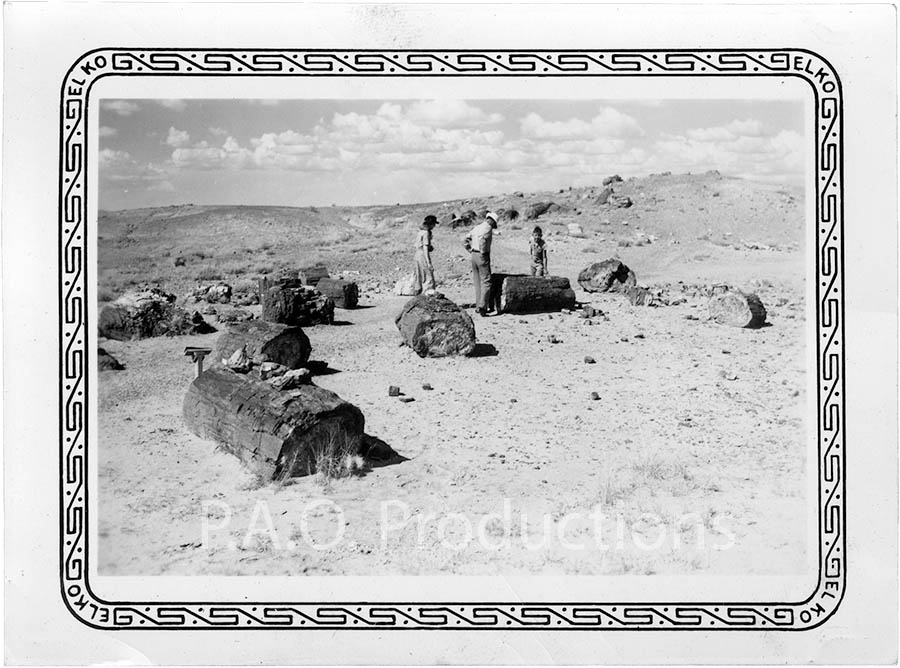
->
xmin=413 ymin=210 xmax=548 ymax=317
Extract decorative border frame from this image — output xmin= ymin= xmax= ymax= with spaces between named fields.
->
xmin=60 ymin=49 xmax=845 ymax=630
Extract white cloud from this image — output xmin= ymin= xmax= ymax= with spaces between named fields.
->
xmin=209 ymin=127 xmax=228 ymax=137
xmin=166 ymin=127 xmax=191 ymax=148
xmin=100 ymin=100 xmax=140 ymax=116
xmin=98 ymin=126 xmax=118 ymax=138
xmin=158 ymin=99 xmax=187 ymax=112
xmin=99 ymin=148 xmax=173 ymax=192
xmin=520 ymin=107 xmax=643 ymax=140
xmin=406 ymin=99 xmax=504 ymax=127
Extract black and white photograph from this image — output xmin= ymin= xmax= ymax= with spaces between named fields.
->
xmin=2 ymin=3 xmax=896 ymax=664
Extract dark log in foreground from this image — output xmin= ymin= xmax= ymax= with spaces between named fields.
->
xmin=183 ymin=368 xmax=365 ymax=480
xmin=212 ymin=320 xmax=311 ymax=369
xmin=259 ymin=277 xmax=335 ymax=326
xmin=315 ymin=278 xmax=359 ymax=309
xmin=709 ymin=290 xmax=767 ymax=328
xmin=577 ymin=259 xmax=637 ymax=293
xmin=395 ymin=293 xmax=476 ymax=358
xmin=489 ymin=274 xmax=576 ymax=314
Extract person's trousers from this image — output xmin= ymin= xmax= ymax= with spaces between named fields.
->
xmin=470 ymin=251 xmax=492 ymax=310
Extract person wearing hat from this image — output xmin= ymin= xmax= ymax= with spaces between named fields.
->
xmin=413 ymin=214 xmax=438 ymax=295
xmin=464 ymin=210 xmax=498 ymax=316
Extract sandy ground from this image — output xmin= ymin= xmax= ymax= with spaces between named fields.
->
xmin=98 ymin=215 xmax=807 ymax=576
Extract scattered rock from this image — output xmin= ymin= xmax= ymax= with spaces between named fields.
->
xmin=98 ymin=347 xmax=125 ymax=371
xmin=223 ymin=346 xmax=253 ymax=373
xmin=269 ymin=367 xmax=312 ymax=390
xmin=709 ymin=289 xmax=767 ymax=328
xmin=394 ymin=273 xmax=420 ymax=296
xmin=316 ymin=278 xmax=359 ymax=309
xmin=584 ymin=356 xmax=596 ymax=364
xmin=395 ymin=293 xmax=476 ymax=358
xmin=217 ymin=307 xmax=254 ymax=324
xmin=98 ymin=288 xmax=216 ymax=340
xmin=388 ymin=386 xmax=401 ymax=397
xmin=547 ymin=334 xmax=562 ymax=344
xmin=602 ymin=175 xmax=623 ymax=186
xmin=213 ymin=320 xmax=311 ymax=370
xmin=634 ymin=333 xmax=645 ymax=339
xmin=590 ymin=392 xmax=600 ymax=400
xmin=259 ymin=362 xmax=288 ymax=380
xmin=259 ymin=276 xmax=335 ymax=326
xmin=399 ymin=397 xmax=415 ymax=403
xmin=297 ymin=264 xmax=329 ymax=286
xmin=595 ymin=186 xmax=613 ymax=205
xmin=422 ymin=383 xmax=433 ymax=391
xmin=719 ymin=370 xmax=739 ymax=381
xmin=578 ymin=259 xmax=637 ymax=293
xmin=609 ymin=195 xmax=633 ymax=209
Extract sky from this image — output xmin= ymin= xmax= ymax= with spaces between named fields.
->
xmin=98 ymin=99 xmax=804 ymax=210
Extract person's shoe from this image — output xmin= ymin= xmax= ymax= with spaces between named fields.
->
xmin=476 ymin=308 xmax=487 ymax=317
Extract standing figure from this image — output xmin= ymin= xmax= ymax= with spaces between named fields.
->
xmin=529 ymin=225 xmax=548 ymax=276
xmin=464 ymin=211 xmax=498 ymax=316
xmin=414 ymin=215 xmax=438 ymax=294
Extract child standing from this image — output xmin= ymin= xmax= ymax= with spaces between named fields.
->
xmin=529 ymin=226 xmax=548 ymax=276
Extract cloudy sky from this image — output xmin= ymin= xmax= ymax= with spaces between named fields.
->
xmin=98 ymin=99 xmax=804 ymax=210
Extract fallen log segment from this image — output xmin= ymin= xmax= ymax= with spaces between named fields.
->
xmin=577 ymin=259 xmax=637 ymax=293
xmin=259 ymin=276 xmax=335 ymax=326
xmin=489 ymin=274 xmax=576 ymax=314
xmin=709 ymin=290 xmax=767 ymax=328
xmin=316 ymin=278 xmax=359 ymax=309
xmin=183 ymin=368 xmax=365 ymax=480
xmin=212 ymin=320 xmax=311 ymax=369
xmin=395 ymin=293 xmax=476 ymax=358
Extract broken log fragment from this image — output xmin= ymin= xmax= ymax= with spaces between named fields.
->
xmin=183 ymin=368 xmax=365 ymax=480
xmin=709 ymin=290 xmax=767 ymax=328
xmin=489 ymin=274 xmax=576 ymax=314
xmin=259 ymin=276 xmax=335 ymax=326
xmin=395 ymin=293 xmax=476 ymax=358
xmin=315 ymin=278 xmax=359 ymax=309
xmin=298 ymin=264 xmax=330 ymax=286
xmin=212 ymin=320 xmax=311 ymax=369
xmin=577 ymin=259 xmax=637 ymax=293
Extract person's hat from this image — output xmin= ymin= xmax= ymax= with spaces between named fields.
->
xmin=423 ymin=214 xmax=438 ymax=226
xmin=485 ymin=211 xmax=499 ymax=223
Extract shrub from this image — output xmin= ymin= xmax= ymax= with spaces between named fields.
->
xmin=196 ymin=266 xmax=224 ymax=281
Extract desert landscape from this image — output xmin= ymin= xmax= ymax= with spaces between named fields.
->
xmin=96 ymin=171 xmax=808 ymax=576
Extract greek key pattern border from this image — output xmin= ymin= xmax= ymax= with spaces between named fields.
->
xmin=59 ymin=49 xmax=845 ymax=630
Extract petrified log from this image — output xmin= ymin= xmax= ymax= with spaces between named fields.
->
xmin=489 ymin=274 xmax=576 ymax=314
xmin=709 ymin=290 xmax=767 ymax=328
xmin=298 ymin=264 xmax=330 ymax=286
xmin=577 ymin=259 xmax=637 ymax=293
xmin=395 ymin=293 xmax=476 ymax=358
xmin=98 ymin=347 xmax=125 ymax=371
xmin=183 ymin=368 xmax=365 ymax=480
xmin=316 ymin=278 xmax=359 ymax=309
xmin=212 ymin=320 xmax=311 ymax=369
xmin=259 ymin=277 xmax=334 ymax=326
xmin=98 ymin=288 xmax=215 ymax=340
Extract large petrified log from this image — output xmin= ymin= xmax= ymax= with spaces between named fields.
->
xmin=259 ymin=277 xmax=335 ymax=326
xmin=298 ymin=264 xmax=330 ymax=286
xmin=212 ymin=320 xmax=311 ymax=369
xmin=489 ymin=274 xmax=576 ymax=314
xmin=709 ymin=290 xmax=767 ymax=328
xmin=577 ymin=259 xmax=637 ymax=293
xmin=395 ymin=293 xmax=476 ymax=358
xmin=98 ymin=288 xmax=215 ymax=340
xmin=183 ymin=368 xmax=365 ymax=480
xmin=315 ymin=277 xmax=359 ymax=309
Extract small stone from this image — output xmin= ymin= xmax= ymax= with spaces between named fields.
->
xmin=584 ymin=356 xmax=596 ymax=364
xmin=399 ymin=397 xmax=415 ymax=403
xmin=259 ymin=361 xmax=288 ymax=380
xmin=620 ymin=337 xmax=629 ymax=343
xmin=269 ymin=367 xmax=312 ymax=390
xmin=634 ymin=333 xmax=645 ymax=339
xmin=722 ymin=349 xmax=731 ymax=354
xmin=422 ymin=383 xmax=433 ymax=391
xmin=547 ymin=334 xmax=562 ymax=344
xmin=388 ymin=386 xmax=400 ymax=397
xmin=590 ymin=392 xmax=600 ymax=400
xmin=510 ymin=398 xmax=517 ymax=403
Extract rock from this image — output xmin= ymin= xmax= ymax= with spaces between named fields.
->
xmin=602 ymin=175 xmax=623 ymax=186
xmin=213 ymin=320 xmax=311 ymax=370
xmin=223 ymin=346 xmax=253 ymax=373
xmin=259 ymin=276 xmax=334 ymax=326
xmin=183 ymin=368 xmax=365 ymax=480
xmin=394 ymin=273 xmax=420 ymax=296
xmin=634 ymin=333 xmax=645 ymax=339
xmin=395 ymin=293 xmax=476 ymax=358
xmin=547 ymin=334 xmax=562 ymax=344
xmin=595 ymin=186 xmax=613 ymax=205
xmin=709 ymin=289 xmax=767 ymax=328
xmin=98 ymin=347 xmax=125 ymax=371
xmin=568 ymin=223 xmax=585 ymax=238
xmin=590 ymin=392 xmax=600 ymax=400
xmin=513 ymin=191 xmax=524 ymax=197
xmin=316 ymin=278 xmax=359 ymax=309
xmin=298 ymin=264 xmax=330 ymax=286
xmin=259 ymin=361 xmax=288 ymax=380
xmin=217 ymin=307 xmax=254 ymax=323
xmin=610 ymin=195 xmax=633 ymax=209
xmin=234 ymin=292 xmax=260 ymax=307
xmin=577 ymin=260 xmax=637 ymax=293
xmin=388 ymin=386 xmax=400 ymax=397
xmin=269 ymin=367 xmax=312 ymax=390
xmin=525 ymin=201 xmax=565 ymax=219
xmin=580 ymin=306 xmax=603 ymax=318
xmin=584 ymin=356 xmax=596 ymax=364
xmin=489 ymin=274 xmax=577 ymax=314
xmin=624 ymin=285 xmax=665 ymax=307
xmin=98 ymin=288 xmax=215 ymax=340
xmin=399 ymin=397 xmax=415 ymax=403
xmin=422 ymin=383 xmax=433 ymax=391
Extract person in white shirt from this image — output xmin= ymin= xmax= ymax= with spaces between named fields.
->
xmin=464 ymin=211 xmax=498 ymax=316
